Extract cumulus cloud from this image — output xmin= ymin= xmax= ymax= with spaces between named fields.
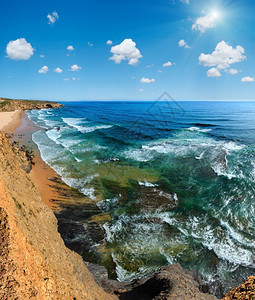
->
xmin=39 ymin=54 xmax=45 ymax=58
xmin=47 ymin=11 xmax=59 ymax=25
xmin=207 ymin=68 xmax=221 ymax=77
xmin=6 ymin=38 xmax=34 ymax=60
xmin=67 ymin=45 xmax=74 ymax=51
xmin=199 ymin=41 xmax=246 ymax=77
xmin=106 ymin=40 xmax=113 ymax=45
xmin=110 ymin=39 xmax=142 ymax=65
xmin=88 ymin=42 xmax=93 ymax=47
xmin=163 ymin=61 xmax=173 ymax=67
xmin=228 ymin=68 xmax=238 ymax=75
xmin=178 ymin=39 xmax=190 ymax=48
xmin=192 ymin=14 xmax=215 ymax=33
xmin=54 ymin=67 xmax=63 ymax=73
xmin=70 ymin=64 xmax=82 ymax=71
xmin=241 ymin=76 xmax=255 ymax=82
xmin=38 ymin=66 xmax=49 ymax=74
xmin=141 ymin=77 xmax=155 ymax=84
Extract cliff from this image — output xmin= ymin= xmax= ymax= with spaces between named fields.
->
xmin=222 ymin=276 xmax=255 ymax=300
xmin=0 ymin=98 xmax=63 ymax=112
xmin=0 ymin=131 xmax=114 ymax=300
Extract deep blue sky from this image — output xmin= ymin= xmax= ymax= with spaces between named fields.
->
xmin=1 ymin=0 xmax=255 ymax=101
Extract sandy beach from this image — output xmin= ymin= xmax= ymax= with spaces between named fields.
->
xmin=0 ymin=110 xmax=23 ymax=133
xmin=0 ymin=110 xmax=63 ymax=210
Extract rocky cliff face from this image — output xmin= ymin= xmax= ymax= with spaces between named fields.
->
xmin=0 ymin=131 xmax=114 ymax=300
xmin=0 ymin=98 xmax=63 ymax=112
xmin=222 ymin=276 xmax=255 ymax=300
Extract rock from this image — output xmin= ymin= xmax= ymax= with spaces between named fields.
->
xmin=95 ymin=264 xmax=217 ymax=300
xmin=0 ymin=131 xmax=115 ymax=300
xmin=222 ymin=276 xmax=255 ymax=300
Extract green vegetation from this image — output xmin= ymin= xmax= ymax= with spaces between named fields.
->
xmin=0 ymin=99 xmax=10 ymax=109
xmin=12 ymin=197 xmax=22 ymax=210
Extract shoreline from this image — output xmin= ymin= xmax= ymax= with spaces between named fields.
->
xmin=11 ymin=112 xmax=78 ymax=211
xmin=0 ymin=109 xmax=74 ymax=212
xmin=9 ymin=112 xmax=61 ymax=210
xmin=0 ymin=110 xmax=24 ymax=133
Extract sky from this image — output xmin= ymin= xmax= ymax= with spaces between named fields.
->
xmin=1 ymin=0 xmax=255 ymax=101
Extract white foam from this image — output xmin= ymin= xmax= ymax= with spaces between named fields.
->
xmin=123 ymin=149 xmax=154 ymax=162
xmin=63 ymin=117 xmax=112 ymax=134
xmin=195 ymin=152 xmax=204 ymax=160
xmin=138 ymin=181 xmax=158 ymax=187
xmin=78 ymin=124 xmax=113 ymax=134
xmin=62 ymin=117 xmax=87 ymax=126
xmin=80 ymin=187 xmax=96 ymax=200
xmin=187 ymin=126 xmax=212 ymax=133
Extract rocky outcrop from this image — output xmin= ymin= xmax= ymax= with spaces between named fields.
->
xmin=222 ymin=276 xmax=255 ymax=300
xmin=0 ymin=131 xmax=114 ymax=300
xmin=98 ymin=263 xmax=216 ymax=299
xmin=0 ymin=98 xmax=63 ymax=112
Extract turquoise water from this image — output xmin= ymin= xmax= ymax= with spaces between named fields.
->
xmin=27 ymin=101 xmax=255 ymax=292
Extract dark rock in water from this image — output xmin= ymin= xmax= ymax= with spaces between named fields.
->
xmin=215 ymin=149 xmax=227 ymax=171
xmin=85 ymin=262 xmax=109 ymax=287
xmin=95 ymin=263 xmax=216 ymax=300
xmin=134 ymin=185 xmax=177 ymax=213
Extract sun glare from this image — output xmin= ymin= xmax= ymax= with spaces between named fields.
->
xmin=211 ymin=9 xmax=220 ymax=19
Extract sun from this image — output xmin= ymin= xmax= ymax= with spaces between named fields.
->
xmin=211 ymin=9 xmax=221 ymax=19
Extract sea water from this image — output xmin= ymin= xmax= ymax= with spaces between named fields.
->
xmin=27 ymin=100 xmax=255 ymax=292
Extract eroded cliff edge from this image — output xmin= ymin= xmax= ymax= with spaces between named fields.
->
xmin=0 ymin=131 xmax=114 ymax=299
xmin=0 ymin=98 xmax=63 ymax=112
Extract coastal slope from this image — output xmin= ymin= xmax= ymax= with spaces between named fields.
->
xmin=0 ymin=97 xmax=63 ymax=112
xmin=0 ymin=131 xmax=114 ymax=299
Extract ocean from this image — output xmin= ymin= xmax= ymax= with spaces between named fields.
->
xmin=27 ymin=100 xmax=255 ymax=294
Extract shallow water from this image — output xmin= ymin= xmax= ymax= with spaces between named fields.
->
xmin=27 ymin=101 xmax=255 ymax=291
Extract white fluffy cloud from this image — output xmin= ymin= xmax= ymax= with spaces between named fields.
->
xmin=47 ymin=11 xmax=59 ymax=25
xmin=88 ymin=42 xmax=93 ymax=47
xmin=199 ymin=41 xmax=246 ymax=77
xmin=207 ymin=68 xmax=221 ymax=77
xmin=39 ymin=54 xmax=45 ymax=58
xmin=110 ymin=39 xmax=142 ymax=65
xmin=241 ymin=76 xmax=255 ymax=82
xmin=54 ymin=68 xmax=63 ymax=73
xmin=6 ymin=38 xmax=34 ymax=60
xmin=228 ymin=68 xmax=238 ymax=75
xmin=106 ymin=40 xmax=113 ymax=45
xmin=38 ymin=66 xmax=49 ymax=74
xmin=192 ymin=14 xmax=215 ymax=33
xmin=178 ymin=39 xmax=190 ymax=48
xmin=162 ymin=61 xmax=172 ymax=67
xmin=70 ymin=64 xmax=82 ymax=71
xmin=67 ymin=45 xmax=74 ymax=51
xmin=141 ymin=77 xmax=155 ymax=84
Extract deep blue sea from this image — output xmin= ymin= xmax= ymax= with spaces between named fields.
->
xmin=27 ymin=101 xmax=255 ymax=291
